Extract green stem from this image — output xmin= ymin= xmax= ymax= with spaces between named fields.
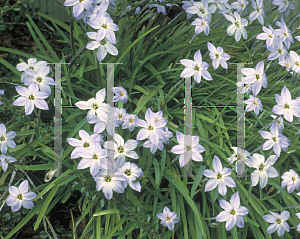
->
xmin=259 ymin=192 xmax=279 ymax=201
xmin=70 ymin=15 xmax=75 ymax=57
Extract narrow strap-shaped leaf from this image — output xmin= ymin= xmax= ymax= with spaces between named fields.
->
xmin=26 ymin=21 xmax=50 ymax=59
xmin=26 ymin=14 xmax=60 ymax=62
xmin=34 ymin=185 xmax=59 ymax=230
xmin=0 ymin=47 xmax=35 ymax=58
xmin=0 ymin=57 xmax=21 ymax=77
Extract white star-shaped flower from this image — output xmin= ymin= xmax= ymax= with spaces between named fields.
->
xmin=191 ymin=18 xmax=210 ymax=36
xmin=115 ymin=162 xmax=144 ymax=192
xmin=86 ymin=34 xmax=118 ymax=62
xmin=87 ymin=14 xmax=119 ymax=44
xmin=103 ymin=133 xmax=139 ymax=162
xmin=249 ymin=0 xmax=265 ymax=25
xmin=272 ymin=85 xmax=300 ymax=122
xmin=112 ymin=86 xmax=128 ymax=104
xmin=216 ymin=191 xmax=249 ymax=231
xmin=227 ymin=147 xmax=250 ymax=165
xmin=0 ymin=154 xmax=17 ymax=172
xmin=270 ymin=115 xmax=284 ymax=133
xmin=224 ymin=11 xmax=248 ymax=42
xmin=203 ymin=155 xmax=236 ymax=196
xmin=135 ymin=108 xmax=167 ymax=145
xmin=241 ymin=61 xmax=267 ymax=96
xmin=275 ymin=16 xmax=294 ymax=49
xmin=16 ymin=58 xmax=48 ymax=82
xmin=263 ymin=211 xmax=290 ymax=237
xmin=272 ymin=0 xmax=295 ymax=17
xmin=6 ymin=180 xmax=37 ymax=212
xmin=267 ymin=41 xmax=288 ymax=61
xmin=93 ymin=169 xmax=127 ymax=200
xmin=13 ymin=83 xmax=49 ymax=115
xmin=24 ymin=65 xmax=56 ymax=95
xmin=246 ymin=154 xmax=279 ymax=189
xmin=114 ymin=108 xmax=127 ymax=127
xmin=0 ymin=124 xmax=16 ymax=154
xmin=67 ymin=130 xmax=102 ymax=159
xmin=171 ymin=131 xmax=205 ymax=167
xmin=76 ymin=142 xmax=107 ymax=176
xmin=122 ymin=114 xmax=138 ymax=132
xmin=207 ymin=42 xmax=231 ymax=69
xmin=75 ymin=88 xmax=109 ymax=122
xmin=289 ymin=51 xmax=300 ymax=73
xmin=259 ymin=125 xmax=290 ymax=157
xmin=231 ymin=0 xmax=248 ymax=13
xmin=256 ymin=25 xmax=281 ymax=49
xmin=180 ymin=50 xmax=212 ymax=83
xmin=156 ymin=206 xmax=180 ymax=231
xmin=63 ymin=0 xmax=94 ymax=18
xmin=244 ymin=95 xmax=263 ymax=115
xmin=281 ymin=169 xmax=300 ymax=193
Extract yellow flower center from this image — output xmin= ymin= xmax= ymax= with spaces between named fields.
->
xmin=194 ymin=66 xmax=200 ymax=71
xmin=93 ymin=104 xmax=98 ymax=109
xmin=130 ymin=119 xmax=134 ymax=123
xmin=100 ymin=39 xmax=106 ymax=45
xmin=284 ymin=104 xmax=289 ymax=109
xmin=202 ymin=22 xmax=205 ymax=25
xmin=17 ymin=194 xmax=23 ymax=200
xmin=102 ymin=24 xmax=108 ymax=29
xmin=83 ymin=142 xmax=90 ymax=148
xmin=118 ymin=146 xmax=124 ymax=153
xmin=217 ymin=173 xmax=222 ymax=179
xmin=292 ymin=177 xmax=296 ymax=181
xmin=230 ymin=210 xmax=236 ymax=215
xmin=186 ymin=146 xmax=191 ymax=151
xmin=216 ymin=54 xmax=219 ymax=59
xmin=286 ymin=63 xmax=290 ymax=67
xmin=148 ymin=126 xmax=153 ymax=130
xmin=269 ymin=34 xmax=273 ymax=38
xmin=236 ymin=154 xmax=241 ymax=160
xmin=277 ymin=120 xmax=280 ymax=124
xmin=105 ymin=177 xmax=111 ymax=182
xmin=245 ymin=84 xmax=249 ymax=88
xmin=256 ymin=74 xmax=260 ymax=80
xmin=284 ymin=1 xmax=288 ymax=5
xmin=37 ymin=77 xmax=42 ymax=83
xmin=0 ymin=136 xmax=5 ymax=141
xmin=253 ymin=101 xmax=258 ymax=105
xmin=276 ymin=219 xmax=281 ymax=224
xmin=154 ymin=119 xmax=158 ymax=122
xmin=235 ymin=22 xmax=240 ymax=27
xmin=119 ymin=115 xmax=123 ymax=119
xmin=200 ymin=9 xmax=205 ymax=14
xmin=295 ymin=62 xmax=300 ymax=66
xmin=241 ymin=4 xmax=245 ymax=8
xmin=283 ymin=33 xmax=287 ymax=36
xmin=272 ymin=137 xmax=277 ymax=142
xmin=125 ymin=169 xmax=131 ymax=176
xmin=277 ymin=49 xmax=282 ymax=54
xmin=93 ymin=155 xmax=98 ymax=159
xmin=166 ymin=216 xmax=171 ymax=221
xmin=259 ymin=164 xmax=264 ymax=171
xmin=120 ymin=92 xmax=124 ymax=96
xmin=29 ymin=95 xmax=34 ymax=100
xmin=29 ymin=66 xmax=34 ymax=70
